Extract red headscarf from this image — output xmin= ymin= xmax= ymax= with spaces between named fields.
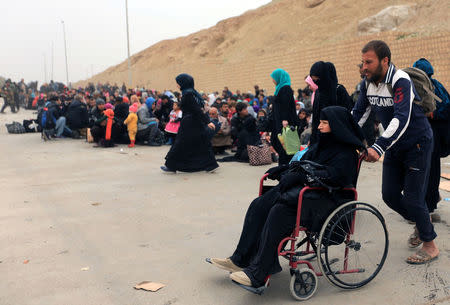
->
xmin=104 ymin=109 xmax=115 ymax=140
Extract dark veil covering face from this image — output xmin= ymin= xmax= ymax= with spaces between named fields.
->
xmin=175 ymin=73 xmax=204 ymax=109
xmin=309 ymin=61 xmax=338 ymax=105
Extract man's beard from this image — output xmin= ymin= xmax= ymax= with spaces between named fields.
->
xmin=367 ymin=63 xmax=384 ymax=83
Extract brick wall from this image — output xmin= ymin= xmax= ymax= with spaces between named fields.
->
xmin=101 ymin=31 xmax=450 ymax=95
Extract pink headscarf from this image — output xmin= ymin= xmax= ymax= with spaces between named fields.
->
xmin=305 ymin=75 xmax=319 ymax=106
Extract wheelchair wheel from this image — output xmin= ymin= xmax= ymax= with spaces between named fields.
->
xmin=317 ymin=201 xmax=389 ymax=289
xmin=289 ymin=268 xmax=318 ymax=301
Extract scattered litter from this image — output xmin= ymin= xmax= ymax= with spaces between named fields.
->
xmin=439 ymin=181 xmax=450 ymax=192
xmin=441 ymin=173 xmax=450 ymax=180
xmin=119 ymin=148 xmax=127 ymax=154
xmin=81 ymin=267 xmax=90 ymax=271
xmin=91 ymin=202 xmax=101 ymax=206
xmin=134 ymin=281 xmax=165 ymax=292
xmin=444 ymin=198 xmax=450 ymax=202
xmin=23 ymin=260 xmax=29 ymax=264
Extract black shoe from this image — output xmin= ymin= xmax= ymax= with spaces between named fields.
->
xmin=160 ymin=166 xmax=176 ymax=173
xmin=205 ymin=165 xmax=219 ymax=173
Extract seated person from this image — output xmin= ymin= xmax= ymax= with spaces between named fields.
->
xmin=89 ymin=98 xmax=106 ymax=127
xmin=209 ymin=106 xmax=232 ymax=154
xmin=218 ymin=102 xmax=261 ymax=162
xmin=154 ymin=95 xmax=173 ymax=130
xmin=112 ymin=96 xmax=130 ymax=144
xmin=136 ymin=97 xmax=160 ymax=145
xmin=44 ymin=95 xmax=72 ymax=138
xmin=65 ymin=94 xmax=89 ymax=138
xmin=209 ymin=106 xmax=365 ymax=288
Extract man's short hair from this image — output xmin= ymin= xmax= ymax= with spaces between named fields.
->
xmin=236 ymin=102 xmax=247 ymax=113
xmin=220 ymin=102 xmax=228 ymax=109
xmin=362 ymin=40 xmax=391 ymax=64
xmin=161 ymin=95 xmax=169 ymax=101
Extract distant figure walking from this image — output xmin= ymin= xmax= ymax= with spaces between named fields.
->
xmin=161 ymin=74 xmax=218 ymax=173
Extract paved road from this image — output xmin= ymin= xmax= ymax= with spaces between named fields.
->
xmin=0 ymin=110 xmax=449 ymax=305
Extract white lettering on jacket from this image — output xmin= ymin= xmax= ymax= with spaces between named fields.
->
xmin=367 ymin=96 xmax=394 ymax=107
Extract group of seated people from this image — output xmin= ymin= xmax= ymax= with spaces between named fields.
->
xmin=36 ymin=84 xmax=313 ymax=163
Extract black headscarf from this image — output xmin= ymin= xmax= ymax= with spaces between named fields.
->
xmin=320 ymin=106 xmax=365 ymax=149
xmin=305 ymin=106 xmax=364 ymax=162
xmin=309 ymin=61 xmax=338 ymax=106
xmin=175 ymin=73 xmax=204 ymax=107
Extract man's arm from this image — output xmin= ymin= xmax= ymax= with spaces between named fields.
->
xmin=352 ymin=80 xmax=371 ymax=127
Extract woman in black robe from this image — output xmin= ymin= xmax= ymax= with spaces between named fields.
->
xmin=209 ymin=106 xmax=365 ymax=288
xmin=162 ymin=74 xmax=219 ymax=173
xmin=309 ymin=61 xmax=352 ymax=144
xmin=268 ymin=69 xmax=300 ymax=165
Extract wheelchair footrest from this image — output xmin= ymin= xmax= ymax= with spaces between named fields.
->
xmin=232 ymin=280 xmax=267 ymax=295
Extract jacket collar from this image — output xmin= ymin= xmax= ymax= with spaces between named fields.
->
xmin=382 ymin=64 xmax=396 ymax=84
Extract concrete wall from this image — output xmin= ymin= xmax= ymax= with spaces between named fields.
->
xmin=100 ymin=32 xmax=450 ymax=95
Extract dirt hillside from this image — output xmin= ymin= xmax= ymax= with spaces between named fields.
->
xmin=77 ymin=0 xmax=450 ymax=93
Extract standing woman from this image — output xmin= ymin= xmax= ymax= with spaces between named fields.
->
xmin=161 ymin=73 xmax=219 ymax=173
xmin=269 ymin=69 xmax=300 ymax=165
xmin=308 ymin=61 xmax=351 ymax=145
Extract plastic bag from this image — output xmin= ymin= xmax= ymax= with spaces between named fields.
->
xmin=277 ymin=126 xmax=300 ymax=155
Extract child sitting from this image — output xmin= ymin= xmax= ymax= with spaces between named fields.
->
xmin=124 ymin=103 xmax=139 ymax=147
xmin=164 ymin=101 xmax=182 ymax=145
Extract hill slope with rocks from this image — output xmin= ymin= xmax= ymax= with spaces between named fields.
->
xmin=77 ymin=0 xmax=450 ymax=92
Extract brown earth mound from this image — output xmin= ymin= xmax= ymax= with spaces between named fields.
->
xmin=77 ymin=0 xmax=450 ymax=93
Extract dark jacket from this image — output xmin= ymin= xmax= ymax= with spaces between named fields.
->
xmin=66 ymin=99 xmax=89 ymax=129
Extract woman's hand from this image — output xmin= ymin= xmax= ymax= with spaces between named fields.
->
xmin=279 ymin=172 xmax=305 ymax=192
xmin=207 ymin=122 xmax=215 ymax=130
xmin=265 ymin=164 xmax=289 ymax=180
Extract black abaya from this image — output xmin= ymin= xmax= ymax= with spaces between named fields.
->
xmin=164 ymin=92 xmax=218 ymax=172
xmin=269 ymin=85 xmax=300 ymax=165
xmin=229 ymin=106 xmax=365 ymax=287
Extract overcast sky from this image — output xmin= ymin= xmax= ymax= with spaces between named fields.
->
xmin=1 ymin=0 xmax=271 ymax=85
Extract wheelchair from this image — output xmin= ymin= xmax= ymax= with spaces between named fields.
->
xmin=238 ymin=155 xmax=389 ymax=301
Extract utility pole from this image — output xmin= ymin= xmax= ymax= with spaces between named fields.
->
xmin=43 ymin=53 xmax=47 ymax=83
xmin=62 ymin=20 xmax=69 ymax=87
xmin=125 ymin=0 xmax=132 ymax=88
xmin=51 ymin=41 xmax=54 ymax=81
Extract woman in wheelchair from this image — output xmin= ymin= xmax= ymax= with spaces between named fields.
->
xmin=209 ymin=106 xmax=366 ymax=288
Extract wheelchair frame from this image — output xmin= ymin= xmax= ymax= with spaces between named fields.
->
xmin=245 ymin=154 xmax=388 ymax=300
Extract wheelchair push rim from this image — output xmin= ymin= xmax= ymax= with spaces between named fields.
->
xmin=317 ymin=201 xmax=389 ymax=289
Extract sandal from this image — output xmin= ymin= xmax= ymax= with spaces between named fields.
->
xmin=407 ymin=227 xmax=423 ymax=248
xmin=406 ymin=249 xmax=439 ymax=265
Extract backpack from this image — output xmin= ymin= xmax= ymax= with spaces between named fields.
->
xmin=38 ymin=103 xmax=55 ymax=130
xmin=6 ymin=121 xmax=26 ymax=134
xmin=387 ymin=67 xmax=442 ymax=113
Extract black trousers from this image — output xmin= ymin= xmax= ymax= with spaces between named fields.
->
xmin=271 ymin=132 xmax=292 ymax=165
xmin=230 ymin=187 xmax=297 ymax=286
xmin=1 ymin=102 xmax=16 ymax=113
xmin=425 ymin=123 xmax=444 ymax=213
xmin=382 ymin=137 xmax=436 ymax=242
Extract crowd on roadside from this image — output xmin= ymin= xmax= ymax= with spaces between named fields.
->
xmin=1 ymin=75 xmax=320 ymax=159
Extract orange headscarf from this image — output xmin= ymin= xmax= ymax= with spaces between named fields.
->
xmin=104 ymin=109 xmax=115 ymax=140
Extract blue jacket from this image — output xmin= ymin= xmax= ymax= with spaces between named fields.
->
xmin=352 ymin=64 xmax=432 ymax=156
